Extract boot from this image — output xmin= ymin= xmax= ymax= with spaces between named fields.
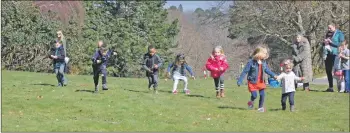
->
xmin=220 ymin=89 xmax=225 ymax=97
xmin=216 ymin=91 xmax=220 ymax=98
xmin=290 ymin=105 xmax=295 ymax=112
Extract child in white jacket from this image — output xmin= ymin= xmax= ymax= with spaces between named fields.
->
xmin=276 ymin=61 xmax=304 ymax=112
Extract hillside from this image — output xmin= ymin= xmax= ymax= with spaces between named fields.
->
xmin=2 ymin=71 xmax=349 ymax=131
xmin=167 ymin=10 xmax=251 ymax=79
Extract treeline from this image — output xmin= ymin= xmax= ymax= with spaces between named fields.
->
xmin=1 ymin=1 xmax=179 ymax=77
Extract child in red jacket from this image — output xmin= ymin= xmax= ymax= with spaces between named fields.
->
xmin=206 ymin=46 xmax=229 ymax=98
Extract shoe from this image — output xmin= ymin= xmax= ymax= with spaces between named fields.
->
xmin=57 ymin=83 xmax=63 ymax=87
xmin=290 ymin=105 xmax=295 ymax=112
xmin=282 ymin=106 xmax=286 ymax=111
xmin=154 ymin=89 xmax=159 ymax=94
xmin=257 ymin=107 xmax=265 ymax=112
xmin=304 ymin=88 xmax=310 ymax=92
xmin=102 ymin=84 xmax=108 ymax=90
xmin=93 ymin=90 xmax=99 ymax=94
xmin=220 ymin=89 xmax=225 ymax=97
xmin=247 ymin=101 xmax=254 ymax=110
xmin=216 ymin=91 xmax=220 ymax=98
xmin=325 ymin=88 xmax=334 ymax=92
xmin=185 ymin=90 xmax=190 ymax=95
xmin=173 ymin=90 xmax=178 ymax=94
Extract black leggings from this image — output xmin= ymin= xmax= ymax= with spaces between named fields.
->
xmin=325 ymin=54 xmax=336 ymax=88
xmin=214 ymin=76 xmax=224 ymax=90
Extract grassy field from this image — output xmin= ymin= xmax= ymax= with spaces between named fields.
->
xmin=1 ymin=70 xmax=349 ymax=132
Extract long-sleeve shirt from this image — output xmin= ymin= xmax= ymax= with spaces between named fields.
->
xmin=276 ymin=71 xmax=302 ymax=94
xmin=91 ymin=49 xmax=114 ymax=67
xmin=142 ymin=53 xmax=163 ymax=75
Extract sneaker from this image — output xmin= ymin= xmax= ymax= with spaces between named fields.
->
xmin=325 ymin=88 xmax=334 ymax=92
xmin=173 ymin=90 xmax=178 ymax=94
xmin=154 ymin=89 xmax=159 ymax=94
xmin=257 ymin=107 xmax=265 ymax=112
xmin=290 ymin=105 xmax=295 ymax=112
xmin=57 ymin=83 xmax=63 ymax=87
xmin=93 ymin=90 xmax=99 ymax=94
xmin=247 ymin=101 xmax=254 ymax=109
xmin=102 ymin=84 xmax=108 ymax=90
xmin=185 ymin=90 xmax=190 ymax=95
xmin=220 ymin=89 xmax=225 ymax=97
xmin=216 ymin=91 xmax=220 ymax=98
xmin=282 ymin=106 xmax=286 ymax=111
xmin=339 ymin=89 xmax=345 ymax=93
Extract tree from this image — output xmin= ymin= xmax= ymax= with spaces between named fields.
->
xmin=194 ymin=8 xmax=204 ymax=17
xmin=178 ymin=4 xmax=183 ymax=12
xmin=169 ymin=5 xmax=177 ymax=10
xmin=227 ymin=1 xmax=349 ymax=72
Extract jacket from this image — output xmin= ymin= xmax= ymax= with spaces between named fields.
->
xmin=328 ymin=29 xmax=345 ymax=55
xmin=91 ymin=48 xmax=114 ymax=68
xmin=167 ymin=63 xmax=194 ymax=76
xmin=205 ymin=55 xmax=229 ymax=78
xmin=142 ymin=53 xmax=163 ymax=76
xmin=237 ymin=59 xmax=276 ymax=85
xmin=49 ymin=45 xmax=66 ymax=66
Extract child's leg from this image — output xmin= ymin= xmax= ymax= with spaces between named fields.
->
xmin=258 ymin=89 xmax=265 ymax=108
xmin=93 ymin=67 xmax=100 ymax=88
xmin=58 ymin=64 xmax=65 ymax=84
xmin=101 ymin=68 xmax=108 ymax=89
xmin=303 ymin=82 xmax=310 ymax=90
xmin=147 ymin=75 xmax=153 ymax=89
xmin=250 ymin=91 xmax=258 ymax=101
xmin=344 ymin=70 xmax=350 ymax=92
xmin=172 ymin=78 xmax=179 ymax=92
xmin=182 ymin=76 xmax=188 ymax=91
xmin=219 ymin=76 xmax=224 ymax=90
xmin=54 ymin=67 xmax=61 ymax=85
xmin=213 ymin=78 xmax=219 ymax=91
xmin=289 ymin=92 xmax=295 ymax=106
xmin=281 ymin=93 xmax=288 ymax=110
xmin=153 ymin=74 xmax=159 ymax=90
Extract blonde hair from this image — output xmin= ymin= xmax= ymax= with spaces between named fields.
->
xmin=251 ymin=46 xmax=268 ymax=60
xmin=212 ymin=46 xmax=224 ymax=55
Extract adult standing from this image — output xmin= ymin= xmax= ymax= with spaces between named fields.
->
xmin=291 ymin=34 xmax=313 ymax=91
xmin=56 ymin=30 xmax=68 ymax=86
xmin=323 ymin=24 xmax=345 ymax=92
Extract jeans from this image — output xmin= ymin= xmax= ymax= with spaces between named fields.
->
xmin=93 ymin=65 xmax=107 ymax=86
xmin=251 ymin=89 xmax=265 ymax=108
xmin=343 ymin=70 xmax=350 ymax=92
xmin=325 ymin=54 xmax=336 ymax=88
xmin=54 ymin=63 xmax=65 ymax=85
xmin=281 ymin=92 xmax=295 ymax=108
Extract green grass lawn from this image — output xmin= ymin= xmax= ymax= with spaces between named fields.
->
xmin=1 ymin=70 xmax=349 ymax=132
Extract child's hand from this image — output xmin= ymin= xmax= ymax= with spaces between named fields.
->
xmin=96 ymin=60 xmax=101 ymax=64
xmin=154 ymin=64 xmax=158 ymax=69
xmin=274 ymin=75 xmax=278 ymax=79
xmin=300 ymin=77 xmax=305 ymax=80
xmin=219 ymin=67 xmax=224 ymax=71
xmin=51 ymin=55 xmax=58 ymax=59
xmin=214 ymin=68 xmax=219 ymax=71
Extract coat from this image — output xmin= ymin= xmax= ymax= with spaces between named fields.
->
xmin=205 ymin=55 xmax=229 ymax=78
xmin=292 ymin=40 xmax=313 ymax=83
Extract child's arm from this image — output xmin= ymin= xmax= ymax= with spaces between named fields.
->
xmin=91 ymin=50 xmax=100 ymax=64
xmin=167 ymin=63 xmax=174 ymax=73
xmin=339 ymin=50 xmax=350 ymax=60
xmin=221 ymin=56 xmax=229 ymax=71
xmin=237 ymin=60 xmax=252 ymax=86
xmin=141 ymin=55 xmax=152 ymax=72
xmin=293 ymin=72 xmax=304 ymax=81
xmin=185 ymin=64 xmax=195 ymax=77
xmin=205 ymin=58 xmax=217 ymax=71
xmin=263 ymin=62 xmax=276 ymax=78
xmin=156 ymin=54 xmax=163 ymax=68
xmin=275 ymin=73 xmax=285 ymax=80
xmin=56 ymin=48 xmax=65 ymax=60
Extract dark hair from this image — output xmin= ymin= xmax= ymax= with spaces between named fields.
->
xmin=148 ymin=45 xmax=155 ymax=51
xmin=175 ymin=53 xmax=186 ymax=66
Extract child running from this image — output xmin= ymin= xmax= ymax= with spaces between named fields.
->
xmin=205 ymin=46 xmax=229 ymax=98
xmin=91 ymin=43 xmax=116 ymax=93
xmin=142 ymin=45 xmax=163 ymax=94
xmin=167 ymin=53 xmax=195 ymax=95
xmin=237 ymin=46 xmax=277 ymax=112
xmin=49 ymin=40 xmax=66 ymax=87
xmin=276 ymin=61 xmax=304 ymax=112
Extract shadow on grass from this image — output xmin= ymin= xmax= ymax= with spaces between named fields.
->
xmin=124 ymin=89 xmax=150 ymax=93
xmin=186 ymin=94 xmax=210 ymax=99
xmin=269 ymin=108 xmax=283 ymax=111
xmin=31 ymin=83 xmax=55 ymax=87
xmin=75 ymin=90 xmax=95 ymax=93
xmin=218 ymin=106 xmax=247 ymax=110
xmin=158 ymin=90 xmax=172 ymax=93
